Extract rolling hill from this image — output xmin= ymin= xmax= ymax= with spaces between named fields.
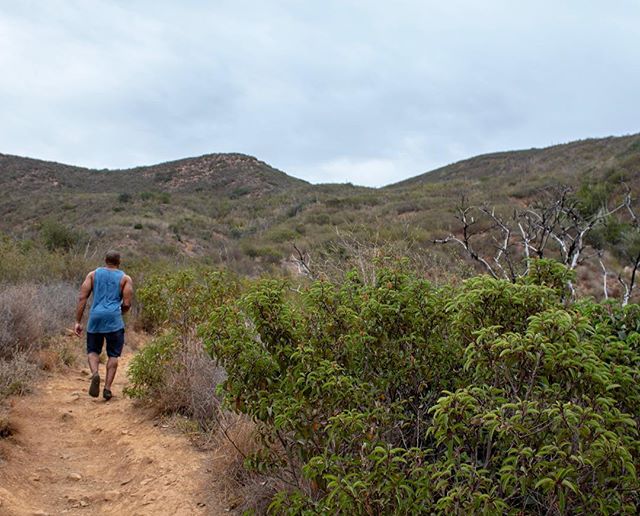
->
xmin=1 ymin=133 xmax=639 ymax=277
xmin=388 ymin=133 xmax=640 ymax=189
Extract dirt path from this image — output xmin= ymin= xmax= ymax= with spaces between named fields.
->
xmin=0 ymin=341 xmax=223 ymax=515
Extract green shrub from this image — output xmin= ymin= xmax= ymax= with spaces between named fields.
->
xmin=126 ymin=268 xmax=234 ymax=427
xmin=136 ymin=268 xmax=239 ymax=335
xmin=124 ymin=333 xmax=176 ymax=399
xmin=40 ymin=220 xmax=80 ymax=251
xmin=199 ymin=262 xmax=640 ymax=514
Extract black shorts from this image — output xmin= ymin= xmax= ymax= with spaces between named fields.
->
xmin=86 ymin=329 xmax=125 ymax=358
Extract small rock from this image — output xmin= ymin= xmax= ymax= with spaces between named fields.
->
xmin=80 ymin=500 xmax=89 ymax=507
xmin=68 ymin=472 xmax=82 ymax=481
xmin=120 ymin=477 xmax=133 ymax=486
xmin=103 ymin=490 xmax=120 ymax=502
xmin=32 ymin=475 xmax=40 ymax=482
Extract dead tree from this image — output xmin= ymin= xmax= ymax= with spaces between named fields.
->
xmin=614 ymin=191 xmax=640 ymax=305
xmin=434 ymin=196 xmax=517 ymax=281
xmin=435 ymin=188 xmax=625 ymax=297
xmin=291 ymin=243 xmax=314 ymax=279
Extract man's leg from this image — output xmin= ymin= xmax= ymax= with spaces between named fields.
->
xmin=87 ymin=352 xmax=100 ymax=375
xmin=105 ymin=357 xmax=118 ymax=391
xmin=86 ymin=333 xmax=103 ymax=397
xmin=103 ymin=329 xmax=124 ymax=400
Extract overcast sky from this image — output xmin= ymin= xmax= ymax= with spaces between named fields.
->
xmin=1 ymin=1 xmax=639 ymax=186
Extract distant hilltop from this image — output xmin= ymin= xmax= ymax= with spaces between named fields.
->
xmin=1 ymin=132 xmax=638 ymax=263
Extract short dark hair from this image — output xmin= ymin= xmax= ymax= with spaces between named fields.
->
xmin=105 ymin=250 xmax=121 ymax=266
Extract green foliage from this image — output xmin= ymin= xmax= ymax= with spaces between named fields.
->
xmin=40 ymin=220 xmax=80 ymax=251
xmin=200 ymin=263 xmax=640 ymax=514
xmin=124 ymin=333 xmax=176 ymax=399
xmin=575 ymin=181 xmax=612 ymax=217
xmin=519 ymin=258 xmax=576 ymax=299
xmin=137 ymin=268 xmax=239 ymax=335
xmin=0 ymin=233 xmax=91 ymax=283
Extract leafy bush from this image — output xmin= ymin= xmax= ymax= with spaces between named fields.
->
xmin=126 ymin=268 xmax=236 ymax=428
xmin=124 ymin=333 xmax=177 ymax=399
xmin=0 ymin=235 xmax=92 ymax=283
xmin=136 ymin=268 xmax=239 ymax=334
xmin=200 ymin=261 xmax=640 ymax=514
xmin=40 ymin=220 xmax=80 ymax=251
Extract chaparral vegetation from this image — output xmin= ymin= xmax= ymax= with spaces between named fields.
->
xmin=127 ymin=257 xmax=640 ymax=514
xmin=2 ymin=135 xmax=640 ymax=514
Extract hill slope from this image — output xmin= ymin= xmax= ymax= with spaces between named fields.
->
xmin=389 ymin=133 xmax=640 ymax=189
xmin=0 ymin=152 xmax=308 ymax=196
xmin=1 ymin=133 xmax=639 ymax=275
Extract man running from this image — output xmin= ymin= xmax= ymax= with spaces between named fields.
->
xmin=74 ymin=250 xmax=133 ymax=400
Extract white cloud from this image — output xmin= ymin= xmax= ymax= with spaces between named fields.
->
xmin=298 ymin=157 xmax=402 ymax=187
xmin=0 ymin=1 xmax=639 ymax=185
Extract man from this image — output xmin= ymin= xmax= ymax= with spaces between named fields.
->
xmin=74 ymin=250 xmax=133 ymax=400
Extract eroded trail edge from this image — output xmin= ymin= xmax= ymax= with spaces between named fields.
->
xmin=0 ymin=338 xmax=221 ymax=515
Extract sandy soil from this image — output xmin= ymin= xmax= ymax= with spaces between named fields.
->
xmin=0 ymin=341 xmax=224 ymax=515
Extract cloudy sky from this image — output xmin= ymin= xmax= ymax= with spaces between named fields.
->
xmin=1 ymin=1 xmax=639 ymax=186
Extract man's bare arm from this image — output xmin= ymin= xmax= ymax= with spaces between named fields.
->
xmin=121 ymin=275 xmax=134 ymax=313
xmin=75 ymin=272 xmax=93 ymax=336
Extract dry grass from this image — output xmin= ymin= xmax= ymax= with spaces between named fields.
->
xmin=0 ymin=407 xmax=15 ymax=438
xmin=0 ymin=282 xmax=76 ymax=402
xmin=38 ymin=337 xmax=81 ymax=372
xmin=0 ymin=282 xmax=76 ymax=360
xmin=207 ymin=413 xmax=280 ymax=514
xmin=154 ymin=339 xmax=226 ymax=430
xmin=0 ymin=352 xmax=38 ymax=399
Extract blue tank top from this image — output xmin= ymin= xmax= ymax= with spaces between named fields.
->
xmin=87 ymin=267 xmax=125 ymax=333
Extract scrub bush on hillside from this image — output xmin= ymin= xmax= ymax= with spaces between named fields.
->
xmin=200 ymin=259 xmax=640 ymax=514
xmin=0 ymin=282 xmax=76 ymax=402
xmin=126 ymin=269 xmax=237 ymax=428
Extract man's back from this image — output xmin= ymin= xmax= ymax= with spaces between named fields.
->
xmin=87 ymin=267 xmax=125 ymax=333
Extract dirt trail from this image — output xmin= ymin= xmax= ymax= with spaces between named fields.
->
xmin=0 ymin=340 xmax=223 ymax=515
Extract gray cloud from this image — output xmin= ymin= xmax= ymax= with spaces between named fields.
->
xmin=0 ymin=0 xmax=639 ymax=186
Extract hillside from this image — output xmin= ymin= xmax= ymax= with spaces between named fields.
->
xmin=0 ymin=152 xmax=308 ymax=195
xmin=1 ymin=133 xmax=639 ymax=276
xmin=389 ymin=133 xmax=640 ymax=190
